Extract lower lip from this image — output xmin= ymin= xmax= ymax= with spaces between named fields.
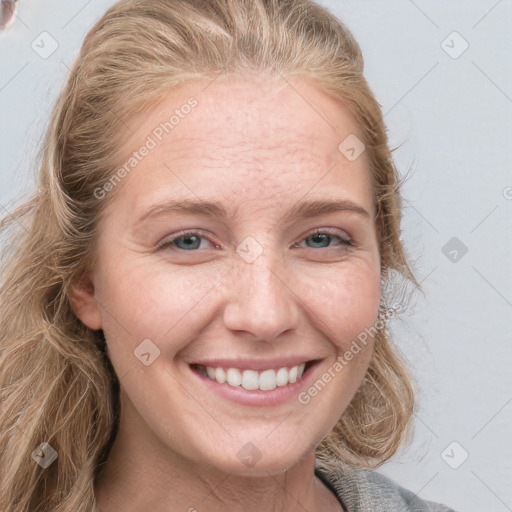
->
xmin=189 ymin=362 xmax=321 ymax=407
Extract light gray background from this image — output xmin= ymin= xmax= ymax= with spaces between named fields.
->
xmin=1 ymin=1 xmax=511 ymax=511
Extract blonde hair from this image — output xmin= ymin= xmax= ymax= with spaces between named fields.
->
xmin=0 ymin=0 xmax=420 ymax=510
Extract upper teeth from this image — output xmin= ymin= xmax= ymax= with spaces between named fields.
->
xmin=198 ymin=363 xmax=307 ymax=391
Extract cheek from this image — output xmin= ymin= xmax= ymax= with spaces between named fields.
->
xmin=96 ymin=247 xmax=380 ymax=367
xmin=95 ymin=257 xmax=225 ymax=356
xmin=297 ymin=261 xmax=381 ymax=350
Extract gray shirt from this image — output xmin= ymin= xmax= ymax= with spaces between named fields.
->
xmin=315 ymin=456 xmax=457 ymax=511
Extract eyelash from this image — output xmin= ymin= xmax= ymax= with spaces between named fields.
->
xmin=156 ymin=228 xmax=355 ymax=252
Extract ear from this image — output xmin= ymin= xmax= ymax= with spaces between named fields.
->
xmin=68 ymin=273 xmax=103 ymax=331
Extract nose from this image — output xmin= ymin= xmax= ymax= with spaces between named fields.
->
xmin=222 ymin=248 xmax=301 ymax=341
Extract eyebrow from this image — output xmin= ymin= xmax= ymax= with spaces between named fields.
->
xmin=136 ymin=198 xmax=371 ymax=226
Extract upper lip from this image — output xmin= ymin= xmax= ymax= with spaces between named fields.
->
xmin=189 ymin=357 xmax=321 ymax=371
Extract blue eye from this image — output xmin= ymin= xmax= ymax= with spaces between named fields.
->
xmin=294 ymin=230 xmax=354 ymax=250
xmin=156 ymin=229 xmax=353 ymax=252
xmin=157 ymin=231 xmax=215 ymax=251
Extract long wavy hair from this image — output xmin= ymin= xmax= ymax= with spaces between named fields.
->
xmin=0 ymin=0 xmax=420 ymax=510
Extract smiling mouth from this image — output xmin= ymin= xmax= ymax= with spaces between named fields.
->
xmin=190 ymin=360 xmax=318 ymax=391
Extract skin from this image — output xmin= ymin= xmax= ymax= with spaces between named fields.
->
xmin=70 ymin=73 xmax=382 ymax=512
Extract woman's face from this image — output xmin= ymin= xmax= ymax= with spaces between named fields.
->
xmin=74 ymin=75 xmax=381 ymax=476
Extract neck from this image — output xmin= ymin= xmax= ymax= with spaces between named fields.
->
xmin=94 ymin=397 xmax=342 ymax=512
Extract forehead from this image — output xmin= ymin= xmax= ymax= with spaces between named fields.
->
xmin=111 ymin=74 xmax=373 ymax=217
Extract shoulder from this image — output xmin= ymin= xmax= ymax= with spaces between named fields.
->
xmin=315 ymin=456 xmax=458 ymax=512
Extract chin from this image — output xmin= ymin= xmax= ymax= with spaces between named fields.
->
xmin=190 ymin=437 xmax=317 ymax=478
